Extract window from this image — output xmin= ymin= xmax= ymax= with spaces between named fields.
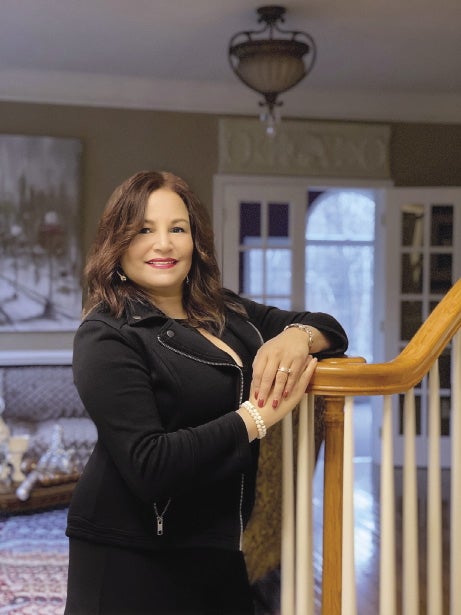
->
xmin=306 ymin=190 xmax=376 ymax=362
xmin=239 ymin=200 xmax=293 ymax=309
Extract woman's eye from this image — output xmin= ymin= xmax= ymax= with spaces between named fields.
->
xmin=139 ymin=227 xmax=151 ymax=234
xmin=171 ymin=226 xmax=185 ymax=233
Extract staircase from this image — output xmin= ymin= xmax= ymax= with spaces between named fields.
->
xmin=280 ymin=279 xmax=461 ymax=615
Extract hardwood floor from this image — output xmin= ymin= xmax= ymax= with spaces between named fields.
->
xmin=314 ymin=454 xmax=451 ymax=615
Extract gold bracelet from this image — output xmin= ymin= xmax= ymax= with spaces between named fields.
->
xmin=283 ymin=323 xmax=314 ymax=349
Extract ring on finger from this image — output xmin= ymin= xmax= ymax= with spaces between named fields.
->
xmin=277 ymin=366 xmax=292 ymax=375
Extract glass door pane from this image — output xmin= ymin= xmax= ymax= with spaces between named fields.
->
xmin=306 ymin=189 xmax=376 ymax=362
xmin=386 ymin=187 xmax=461 ymax=468
xmin=239 ymin=200 xmax=292 ymax=309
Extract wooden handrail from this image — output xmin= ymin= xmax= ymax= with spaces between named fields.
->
xmin=309 ymin=278 xmax=461 ymax=396
xmin=308 ymin=279 xmax=461 ymax=615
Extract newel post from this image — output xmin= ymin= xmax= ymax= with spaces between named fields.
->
xmin=321 ymin=395 xmax=345 ymax=615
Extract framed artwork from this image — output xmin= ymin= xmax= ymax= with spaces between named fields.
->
xmin=0 ymin=135 xmax=82 ymax=336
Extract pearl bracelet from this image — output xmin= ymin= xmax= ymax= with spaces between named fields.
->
xmin=241 ymin=401 xmax=267 ymax=439
xmin=283 ymin=323 xmax=314 ymax=349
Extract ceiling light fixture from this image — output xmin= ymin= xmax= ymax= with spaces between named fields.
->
xmin=228 ymin=5 xmax=317 ymax=136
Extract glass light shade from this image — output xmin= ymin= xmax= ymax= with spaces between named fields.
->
xmin=231 ymin=40 xmax=309 ymax=95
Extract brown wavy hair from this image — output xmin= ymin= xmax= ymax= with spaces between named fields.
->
xmin=83 ymin=170 xmax=244 ymax=333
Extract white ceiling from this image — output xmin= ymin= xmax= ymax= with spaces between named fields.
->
xmin=1 ymin=0 xmax=461 ymax=123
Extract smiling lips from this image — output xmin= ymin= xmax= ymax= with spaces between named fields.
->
xmin=146 ymin=258 xmax=178 ymax=269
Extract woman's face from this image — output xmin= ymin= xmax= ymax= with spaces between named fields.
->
xmin=120 ymin=188 xmax=194 ymax=300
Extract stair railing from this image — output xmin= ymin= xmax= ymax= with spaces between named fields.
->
xmin=280 ymin=278 xmax=461 ymax=615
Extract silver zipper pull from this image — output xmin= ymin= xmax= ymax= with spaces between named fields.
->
xmin=156 ymin=515 xmax=164 ymax=536
xmin=153 ymin=499 xmax=170 ymax=536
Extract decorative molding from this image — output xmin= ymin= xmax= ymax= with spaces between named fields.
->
xmin=1 ymin=68 xmax=461 ymax=124
xmin=219 ymin=118 xmax=391 ymax=179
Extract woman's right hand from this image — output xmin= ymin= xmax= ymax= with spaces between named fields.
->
xmin=237 ymin=356 xmax=318 ymax=441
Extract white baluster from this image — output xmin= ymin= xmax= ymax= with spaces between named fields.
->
xmin=428 ymin=360 xmax=443 ymax=615
xmin=451 ymin=331 xmax=461 ymax=615
xmin=281 ymin=413 xmax=295 ymax=615
xmin=403 ymin=389 xmax=419 ymax=615
xmin=296 ymin=394 xmax=315 ymax=615
xmin=380 ymin=395 xmax=396 ymax=615
xmin=342 ymin=396 xmax=357 ymax=615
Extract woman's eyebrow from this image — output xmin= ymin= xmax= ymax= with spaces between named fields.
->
xmin=143 ymin=218 xmax=190 ymax=225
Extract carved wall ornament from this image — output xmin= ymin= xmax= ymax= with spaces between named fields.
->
xmin=219 ymin=118 xmax=390 ymax=179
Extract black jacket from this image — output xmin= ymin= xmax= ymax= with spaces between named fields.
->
xmin=66 ymin=293 xmax=348 ymax=552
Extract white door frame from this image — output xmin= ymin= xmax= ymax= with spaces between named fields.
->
xmin=214 ymin=174 xmax=389 ymax=460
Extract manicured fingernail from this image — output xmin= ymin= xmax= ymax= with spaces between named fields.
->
xmin=258 ymin=399 xmax=264 ymax=408
xmin=283 ymin=389 xmax=289 ymax=398
xmin=272 ymin=399 xmax=279 ymax=409
xmin=255 ymin=391 xmax=259 ymax=400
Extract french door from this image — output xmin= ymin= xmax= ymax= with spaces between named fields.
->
xmin=213 ymin=177 xmax=307 ymax=310
xmin=213 ymin=176 xmax=385 ymax=463
xmin=214 ymin=177 xmax=460 ymax=468
xmin=213 ymin=174 xmax=385 ymax=354
xmin=385 ymin=188 xmax=461 ymax=467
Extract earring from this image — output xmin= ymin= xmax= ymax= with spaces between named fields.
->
xmin=116 ymin=270 xmax=127 ymax=282
xmin=185 ymin=275 xmax=190 ymax=285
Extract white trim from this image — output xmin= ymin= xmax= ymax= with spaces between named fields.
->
xmin=1 ymin=67 xmax=461 ymax=124
xmin=214 ymin=174 xmax=392 ymax=315
xmin=214 ymin=175 xmax=393 ymax=276
xmin=214 ymin=174 xmax=392 ymax=188
xmin=0 ymin=350 xmax=73 ymax=366
xmin=214 ymin=176 xmax=392 ymax=258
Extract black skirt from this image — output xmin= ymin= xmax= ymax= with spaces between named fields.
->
xmin=65 ymin=538 xmax=255 ymax=615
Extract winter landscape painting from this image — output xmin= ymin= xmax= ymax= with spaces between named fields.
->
xmin=0 ymin=135 xmax=82 ymax=332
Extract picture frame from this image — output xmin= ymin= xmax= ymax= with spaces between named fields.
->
xmin=0 ymin=134 xmax=83 ymax=364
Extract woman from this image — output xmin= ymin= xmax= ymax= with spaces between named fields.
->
xmin=65 ymin=171 xmax=348 ymax=614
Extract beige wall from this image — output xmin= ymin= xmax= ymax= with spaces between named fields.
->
xmin=391 ymin=122 xmax=461 ymax=186
xmin=0 ymin=102 xmax=218 ymax=258
xmin=2 ymin=101 xmax=461 ymax=257
xmin=1 ymin=101 xmax=460 ymax=355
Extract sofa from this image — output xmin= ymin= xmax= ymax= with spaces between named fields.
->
xmin=0 ymin=364 xmax=96 ymax=479
xmin=0 ymin=363 xmax=324 ymax=590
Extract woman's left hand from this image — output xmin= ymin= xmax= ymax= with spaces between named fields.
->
xmin=251 ymin=329 xmax=313 ymax=409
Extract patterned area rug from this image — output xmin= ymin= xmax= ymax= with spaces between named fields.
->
xmin=0 ymin=507 xmax=278 ymax=614
xmin=0 ymin=508 xmax=68 ymax=614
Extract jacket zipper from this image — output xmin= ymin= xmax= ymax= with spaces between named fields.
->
xmin=153 ymin=499 xmax=171 ymax=536
xmin=238 ymin=473 xmax=245 ymax=550
xmin=157 ymin=335 xmax=246 ymax=544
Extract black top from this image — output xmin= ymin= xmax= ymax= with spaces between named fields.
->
xmin=66 ymin=292 xmax=348 ymax=552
